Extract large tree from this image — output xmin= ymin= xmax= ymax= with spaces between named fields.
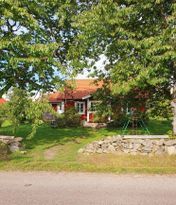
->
xmin=0 ymin=0 xmax=84 ymax=94
xmin=68 ymin=0 xmax=176 ymax=134
xmin=0 ymin=0 xmax=100 ymax=138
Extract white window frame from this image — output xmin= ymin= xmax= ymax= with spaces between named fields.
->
xmin=57 ymin=101 xmax=64 ymax=114
xmin=75 ymin=101 xmax=85 ymax=114
xmin=89 ymin=101 xmax=100 ymax=113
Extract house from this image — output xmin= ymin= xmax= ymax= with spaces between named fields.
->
xmin=49 ymin=79 xmax=148 ymax=123
xmin=49 ymin=79 xmax=103 ymax=122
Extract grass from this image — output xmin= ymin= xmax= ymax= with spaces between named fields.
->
xmin=0 ymin=119 xmax=175 ymax=174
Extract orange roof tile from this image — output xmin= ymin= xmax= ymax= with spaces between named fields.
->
xmin=49 ymin=79 xmax=103 ymax=102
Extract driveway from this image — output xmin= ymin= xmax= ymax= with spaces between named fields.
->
xmin=0 ymin=172 xmax=176 ymax=205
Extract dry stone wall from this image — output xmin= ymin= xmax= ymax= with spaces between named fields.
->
xmin=0 ymin=136 xmax=23 ymax=152
xmin=78 ymin=136 xmax=176 ymax=155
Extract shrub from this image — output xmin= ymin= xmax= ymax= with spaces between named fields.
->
xmin=107 ymin=114 xmax=128 ymax=128
xmin=93 ymin=113 xmax=108 ymax=123
xmin=56 ymin=114 xmax=66 ymax=127
xmin=65 ymin=108 xmax=80 ymax=127
xmin=56 ymin=107 xmax=81 ymax=128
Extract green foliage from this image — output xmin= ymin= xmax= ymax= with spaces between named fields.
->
xmin=147 ymin=99 xmax=172 ymax=119
xmin=107 ymin=117 xmax=127 ymax=129
xmin=25 ymin=96 xmax=57 ymax=139
xmin=1 ymin=0 xmax=175 ymax=132
xmin=68 ymin=0 xmax=176 ymax=130
xmin=0 ymin=104 xmax=7 ymax=127
xmin=92 ymin=87 xmax=113 ymax=122
xmin=1 ymin=88 xmax=56 ymax=138
xmin=93 ymin=113 xmax=108 ymax=123
xmin=72 ymin=2 xmax=175 ymax=87
xmin=57 ymin=107 xmax=81 ymax=128
xmin=1 ymin=88 xmax=29 ymax=135
xmin=93 ymin=104 xmax=111 ymax=123
xmin=8 ymin=88 xmax=29 ymax=120
xmin=0 ymin=0 xmax=83 ymax=94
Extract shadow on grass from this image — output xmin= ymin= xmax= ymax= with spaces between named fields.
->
xmin=0 ymin=119 xmax=172 ymax=151
xmin=22 ymin=125 xmax=96 ymax=149
xmin=106 ymin=119 xmax=172 ymax=135
xmin=146 ymin=119 xmax=172 ymax=135
xmin=17 ymin=124 xmax=93 ymax=149
xmin=0 ymin=124 xmax=119 ymax=152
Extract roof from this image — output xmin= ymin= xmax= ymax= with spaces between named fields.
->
xmin=49 ymin=79 xmax=103 ymax=102
xmin=0 ymin=98 xmax=6 ymax=104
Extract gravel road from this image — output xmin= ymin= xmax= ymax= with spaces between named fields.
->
xmin=0 ymin=172 xmax=176 ymax=205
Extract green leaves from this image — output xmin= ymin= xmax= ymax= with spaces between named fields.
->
xmin=65 ymin=0 xmax=176 ymax=125
xmin=2 ymin=88 xmax=56 ymax=138
xmin=69 ymin=0 xmax=176 ymax=94
xmin=0 ymin=0 xmax=80 ymax=94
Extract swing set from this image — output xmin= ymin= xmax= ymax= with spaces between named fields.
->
xmin=122 ymin=107 xmax=150 ymax=135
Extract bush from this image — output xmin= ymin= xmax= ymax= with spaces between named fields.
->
xmin=93 ymin=113 xmax=108 ymax=123
xmin=107 ymin=114 xmax=128 ymax=128
xmin=56 ymin=107 xmax=81 ymax=128
xmin=56 ymin=114 xmax=66 ymax=127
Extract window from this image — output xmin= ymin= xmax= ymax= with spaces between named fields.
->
xmin=89 ymin=101 xmax=100 ymax=112
xmin=75 ymin=102 xmax=85 ymax=114
xmin=57 ymin=102 xmax=64 ymax=114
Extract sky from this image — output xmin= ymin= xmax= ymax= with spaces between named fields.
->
xmin=76 ymin=54 xmax=108 ymax=79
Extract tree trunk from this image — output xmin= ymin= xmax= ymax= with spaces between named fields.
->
xmin=171 ymin=100 xmax=176 ymax=135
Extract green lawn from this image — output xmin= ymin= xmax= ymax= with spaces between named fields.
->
xmin=0 ymin=119 xmax=176 ymax=174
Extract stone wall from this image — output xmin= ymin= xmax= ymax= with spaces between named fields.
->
xmin=78 ymin=136 xmax=176 ymax=155
xmin=0 ymin=136 xmax=23 ymax=152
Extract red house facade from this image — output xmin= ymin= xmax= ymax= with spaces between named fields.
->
xmin=49 ymin=79 xmax=103 ymax=122
xmin=49 ymin=79 xmax=148 ymax=123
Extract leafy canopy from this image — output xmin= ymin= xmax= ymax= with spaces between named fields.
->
xmin=0 ymin=0 xmax=82 ymax=94
xmin=69 ymin=0 xmax=176 ymax=96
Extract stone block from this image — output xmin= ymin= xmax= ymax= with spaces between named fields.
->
xmin=166 ymin=146 xmax=176 ymax=155
xmin=0 ymin=136 xmax=23 ymax=153
xmin=165 ymin=140 xmax=176 ymax=146
xmin=78 ymin=136 xmax=176 ymax=156
xmin=107 ymin=145 xmax=116 ymax=152
xmin=97 ymin=149 xmax=103 ymax=154
xmin=156 ymin=139 xmax=165 ymax=146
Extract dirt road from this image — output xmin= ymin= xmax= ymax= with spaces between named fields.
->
xmin=0 ymin=172 xmax=176 ymax=205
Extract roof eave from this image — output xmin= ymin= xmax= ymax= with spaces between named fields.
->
xmin=82 ymin=95 xmax=91 ymax=100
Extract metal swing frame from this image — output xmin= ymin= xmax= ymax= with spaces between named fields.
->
xmin=122 ymin=112 xmax=150 ymax=135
